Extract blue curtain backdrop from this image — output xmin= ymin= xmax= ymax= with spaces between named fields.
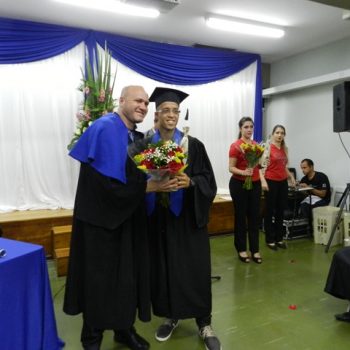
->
xmin=0 ymin=17 xmax=262 ymax=139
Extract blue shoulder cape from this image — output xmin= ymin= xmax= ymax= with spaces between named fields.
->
xmin=69 ymin=113 xmax=128 ymax=183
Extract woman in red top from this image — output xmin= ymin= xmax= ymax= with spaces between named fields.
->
xmin=261 ymin=125 xmax=295 ymax=250
xmin=229 ymin=117 xmax=262 ymax=264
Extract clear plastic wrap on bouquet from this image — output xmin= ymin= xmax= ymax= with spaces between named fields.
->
xmin=146 ymin=168 xmax=172 ymax=181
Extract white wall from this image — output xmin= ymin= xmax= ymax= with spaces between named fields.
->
xmin=264 ymin=83 xmax=350 ymax=202
xmin=270 ymin=37 xmax=350 ymax=86
xmin=264 ymin=36 xmax=350 ymax=203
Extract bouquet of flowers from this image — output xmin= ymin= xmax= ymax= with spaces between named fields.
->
xmin=240 ymin=142 xmax=265 ymax=190
xmin=133 ymin=140 xmax=188 ymax=207
xmin=67 ymin=47 xmax=117 ymax=150
xmin=133 ymin=140 xmax=187 ymax=179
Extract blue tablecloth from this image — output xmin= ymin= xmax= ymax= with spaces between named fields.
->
xmin=0 ymin=238 xmax=64 ymax=350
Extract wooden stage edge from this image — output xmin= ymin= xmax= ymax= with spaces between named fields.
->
xmin=0 ymin=196 xmax=234 ymax=257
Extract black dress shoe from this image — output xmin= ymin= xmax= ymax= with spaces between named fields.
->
xmin=335 ymin=312 xmax=350 ymax=323
xmin=114 ymin=327 xmax=150 ymax=350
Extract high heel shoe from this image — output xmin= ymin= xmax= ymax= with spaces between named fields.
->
xmin=252 ymin=253 xmax=262 ymax=264
xmin=238 ymin=253 xmax=250 ymax=263
xmin=267 ymin=243 xmax=278 ymax=251
xmin=276 ymin=241 xmax=287 ymax=249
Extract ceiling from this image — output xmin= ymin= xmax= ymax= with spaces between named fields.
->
xmin=1 ymin=0 xmax=350 ymax=63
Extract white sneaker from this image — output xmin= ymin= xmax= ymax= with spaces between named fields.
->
xmin=199 ymin=325 xmax=222 ymax=350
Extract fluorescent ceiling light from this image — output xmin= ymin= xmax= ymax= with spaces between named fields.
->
xmin=206 ymin=15 xmax=285 ymax=39
xmin=53 ymin=0 xmax=160 ymax=18
xmin=216 ymin=10 xmax=287 ymax=27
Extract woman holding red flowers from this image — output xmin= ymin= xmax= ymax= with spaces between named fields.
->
xmin=228 ymin=116 xmax=263 ymax=264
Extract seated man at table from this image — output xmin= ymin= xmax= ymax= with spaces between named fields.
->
xmin=324 ymin=246 xmax=350 ymax=322
xmin=298 ymin=158 xmax=331 ymax=218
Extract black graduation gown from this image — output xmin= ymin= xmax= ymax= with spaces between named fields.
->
xmin=63 ymin=158 xmax=150 ymax=330
xmin=146 ymin=136 xmax=217 ymax=319
xmin=324 ymin=247 xmax=350 ymax=300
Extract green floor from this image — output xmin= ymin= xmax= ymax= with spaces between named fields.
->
xmin=50 ymin=234 xmax=350 ymax=350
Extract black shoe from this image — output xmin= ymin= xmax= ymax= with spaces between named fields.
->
xmin=155 ymin=319 xmax=179 ymax=341
xmin=114 ymin=327 xmax=150 ymax=350
xmin=276 ymin=242 xmax=287 ymax=249
xmin=335 ymin=312 xmax=350 ymax=323
xmin=267 ymin=243 xmax=278 ymax=251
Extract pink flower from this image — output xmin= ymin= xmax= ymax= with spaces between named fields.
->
xmin=98 ymin=89 xmax=106 ymax=102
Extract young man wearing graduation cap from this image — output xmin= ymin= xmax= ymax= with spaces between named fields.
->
xmin=145 ymin=87 xmax=221 ymax=350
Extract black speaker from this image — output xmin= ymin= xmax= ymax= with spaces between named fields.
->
xmin=333 ymin=81 xmax=350 ymax=132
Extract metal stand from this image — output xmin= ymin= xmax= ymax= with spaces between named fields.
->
xmin=325 ymin=183 xmax=350 ymax=253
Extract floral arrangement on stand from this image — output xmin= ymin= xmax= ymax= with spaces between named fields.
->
xmin=240 ymin=142 xmax=265 ymax=190
xmin=67 ymin=47 xmax=117 ymax=150
xmin=132 ymin=140 xmax=188 ymax=206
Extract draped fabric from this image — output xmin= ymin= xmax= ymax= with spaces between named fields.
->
xmin=0 ymin=16 xmax=262 ymax=211
xmin=94 ymin=31 xmax=259 ymax=85
xmin=0 ymin=17 xmax=262 ymax=138
xmin=0 ymin=17 xmax=89 ymax=63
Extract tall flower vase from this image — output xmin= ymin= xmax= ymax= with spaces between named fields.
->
xmin=243 ymin=176 xmax=253 ymax=190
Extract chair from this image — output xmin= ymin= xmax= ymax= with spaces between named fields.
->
xmin=283 ymin=185 xmax=310 ymax=240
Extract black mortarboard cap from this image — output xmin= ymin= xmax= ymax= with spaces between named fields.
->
xmin=149 ymin=87 xmax=189 ymax=108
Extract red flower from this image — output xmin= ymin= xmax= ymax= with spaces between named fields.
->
xmin=168 ymin=161 xmax=183 ymax=173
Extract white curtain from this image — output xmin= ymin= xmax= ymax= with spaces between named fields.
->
xmin=113 ymin=60 xmax=257 ymax=194
xmin=0 ymin=44 xmax=257 ymax=212
xmin=0 ymin=44 xmax=84 ymax=212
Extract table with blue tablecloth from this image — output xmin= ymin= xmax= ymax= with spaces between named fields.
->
xmin=0 ymin=237 xmax=64 ymax=350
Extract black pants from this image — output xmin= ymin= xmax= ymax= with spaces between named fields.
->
xmin=195 ymin=315 xmax=212 ymax=329
xmin=81 ymin=319 xmax=136 ymax=348
xmin=81 ymin=319 xmax=103 ymax=349
xmin=300 ymin=199 xmax=329 ymax=218
xmin=229 ymin=177 xmax=261 ymax=254
xmin=264 ymin=179 xmax=288 ymax=244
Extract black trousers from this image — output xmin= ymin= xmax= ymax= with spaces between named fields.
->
xmin=264 ymin=179 xmax=288 ymax=244
xmin=195 ymin=315 xmax=212 ymax=329
xmin=81 ymin=318 xmax=136 ymax=348
xmin=300 ymin=199 xmax=329 ymax=218
xmin=229 ymin=177 xmax=261 ymax=254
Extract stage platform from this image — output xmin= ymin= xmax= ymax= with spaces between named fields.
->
xmin=0 ymin=196 xmax=234 ymax=257
xmin=0 ymin=209 xmax=73 ymax=257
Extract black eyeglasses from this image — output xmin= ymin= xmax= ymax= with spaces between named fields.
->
xmin=157 ymin=108 xmax=181 ymax=115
